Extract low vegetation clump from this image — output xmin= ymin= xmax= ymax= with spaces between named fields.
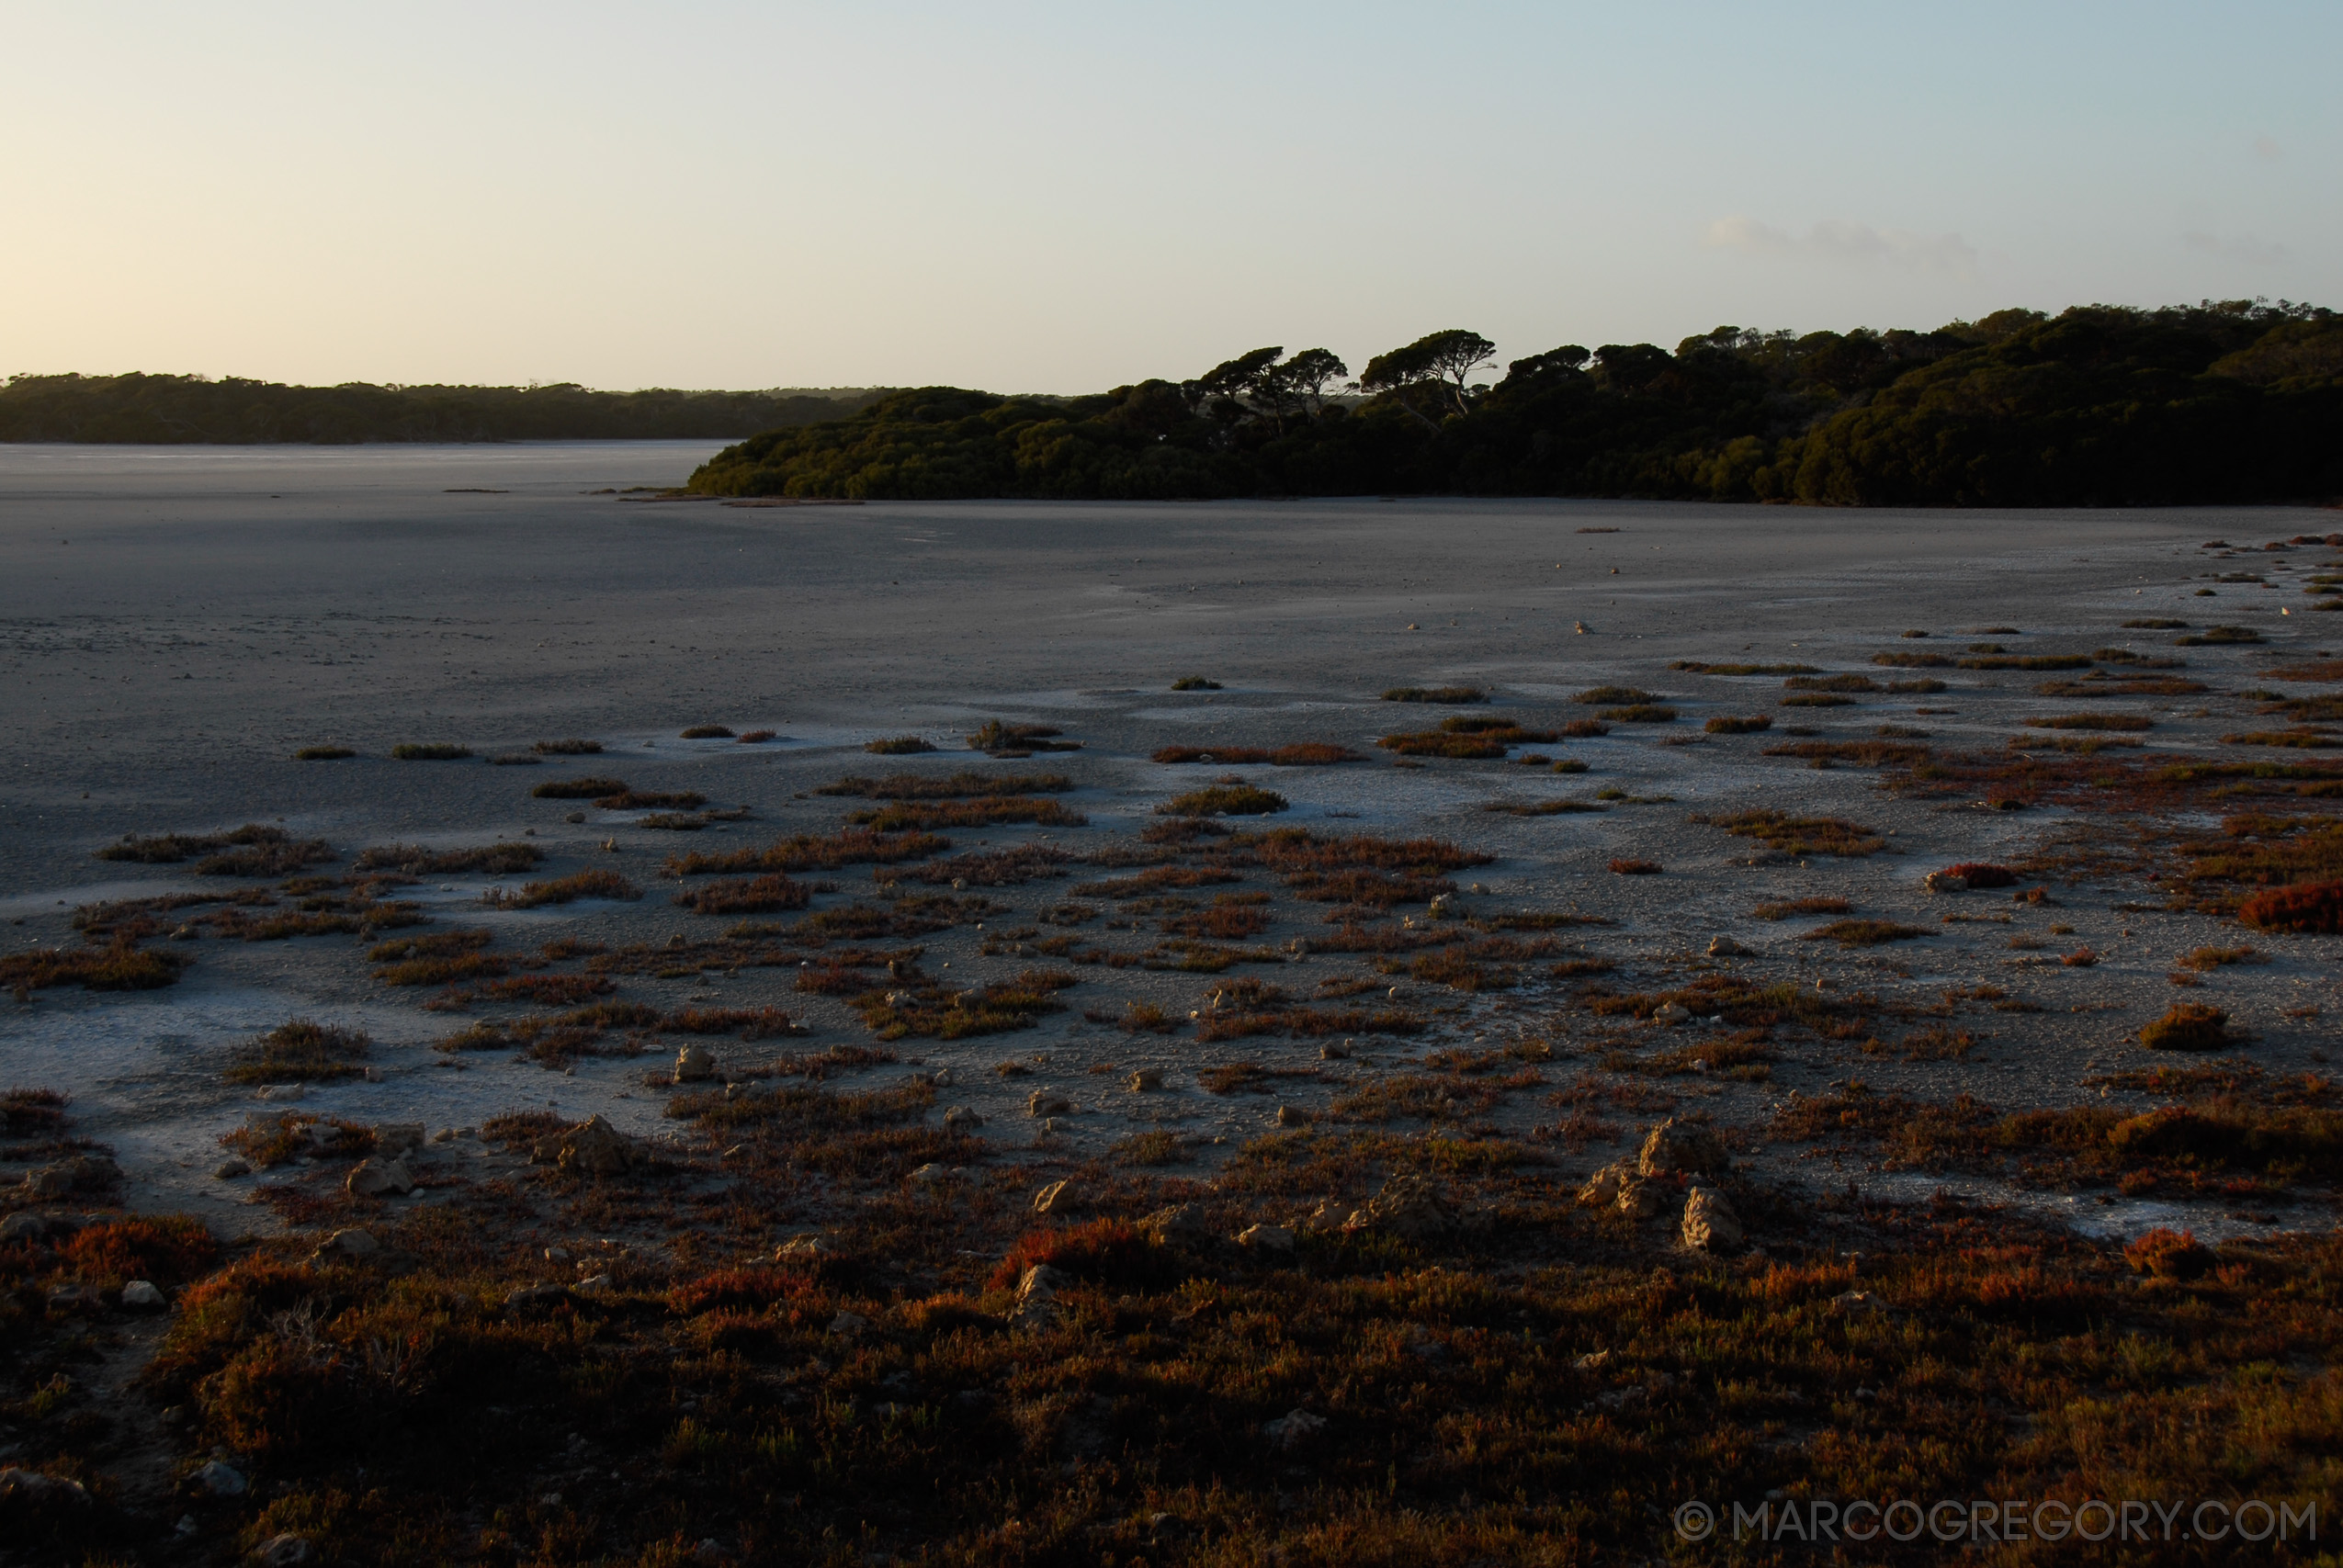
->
xmin=966 ymin=719 xmax=1081 ymax=754
xmin=1239 ymin=828 xmax=1489 ymax=907
xmin=739 ymin=729 xmax=777 ymax=743
xmin=1778 ymin=693 xmax=1853 ymax=708
xmin=1381 ymin=685 xmax=1485 ymax=703
xmin=1608 ymin=858 xmax=1660 ymax=875
xmin=2027 ymin=713 xmax=2155 ymax=731
xmin=2176 ymin=626 xmax=2261 ymax=646
xmin=1152 ymin=742 xmax=1358 ymax=765
xmin=1669 ymin=660 xmax=1818 ymax=675
xmin=2239 ymin=879 xmax=2343 ymax=933
xmin=818 ymin=771 xmax=1073 ymax=799
xmin=2139 ymin=1002 xmax=2232 ymax=1052
xmin=1939 ymin=862 xmax=2019 ymax=887
xmin=488 ymin=869 xmax=642 ymax=908
xmin=1160 ymin=784 xmax=1289 ymax=817
xmin=1596 ymin=704 xmax=1677 ymax=722
xmin=530 ymin=776 xmax=628 ymax=799
xmin=1871 ymin=650 xmax=1952 ymax=668
xmin=1700 ymin=809 xmax=1885 ymax=857
xmin=892 ymin=845 xmax=1073 ymax=886
xmin=533 ymin=738 xmax=603 ymax=754
xmin=1378 ymin=716 xmax=1561 ymax=758
xmin=96 ymin=823 xmax=295 ymax=865
xmin=1783 ymin=673 xmax=1880 ymax=693
xmin=390 ymin=742 xmax=471 ymax=760
xmin=1572 ymin=686 xmax=1659 ymax=705
xmin=847 ymin=795 xmax=1087 ymax=831
xmin=1763 ymin=739 xmax=1930 ymax=767
xmin=0 ymin=940 xmax=184 ymax=997
xmin=680 ymin=724 xmax=736 ymax=739
xmin=1959 ymin=654 xmax=2092 ymax=671
xmin=672 ymin=873 xmax=813 ymax=915
xmin=664 ymin=828 xmax=950 ymax=876
xmin=1703 ymin=714 xmax=1771 ymax=734
xmin=855 ymin=966 xmax=1080 ymax=1039
xmin=2122 ymin=617 xmax=2190 ymax=629
xmin=1804 ymin=919 xmax=1928 ymax=947
xmin=354 ymin=842 xmax=541 ymax=875
xmin=223 ymin=1019 xmax=370 ymax=1083
xmin=1170 ymin=676 xmax=1222 ymax=691
xmin=865 ymin=735 xmax=936 ymax=753
xmin=2223 ymin=729 xmax=2340 ymax=750
xmin=1752 ymin=897 xmax=1851 ymax=920
xmin=293 ymin=745 xmax=355 ymax=760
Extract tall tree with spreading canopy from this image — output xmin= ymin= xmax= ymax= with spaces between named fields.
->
xmin=1359 ymin=329 xmax=1498 ymax=428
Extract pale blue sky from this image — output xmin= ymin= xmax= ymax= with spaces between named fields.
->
xmin=3 ymin=1 xmax=2334 ymax=391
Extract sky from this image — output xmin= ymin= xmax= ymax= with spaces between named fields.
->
xmin=3 ymin=0 xmax=2337 ymax=393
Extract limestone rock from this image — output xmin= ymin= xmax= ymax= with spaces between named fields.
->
xmin=1319 ymin=1040 xmax=1352 ymax=1060
xmin=193 ymin=1460 xmax=247 ymax=1496
xmin=531 ymin=1115 xmax=642 ymax=1178
xmin=0 ymin=1467 xmax=91 ymax=1507
xmin=1033 ymin=1179 xmax=1071 ymax=1213
xmin=214 ymin=1157 xmax=251 ymax=1179
xmin=1026 ymin=1090 xmax=1072 ymax=1118
xmin=1262 ymin=1408 xmax=1327 ymax=1450
xmin=256 ymin=1534 xmax=314 ymax=1567
xmin=1127 ymin=1068 xmax=1163 ymax=1091
xmin=323 ymin=1227 xmax=379 ymax=1257
xmin=1707 ymin=936 xmax=1752 ymax=957
xmin=1637 ymin=1118 xmax=1728 ymax=1178
xmin=504 ymin=1283 xmax=576 ymax=1314
xmin=1426 ymin=893 xmax=1464 ymax=920
xmin=1342 ymin=1174 xmax=1453 ymax=1241
xmin=0 ymin=1212 xmax=49 ymax=1245
xmin=374 ymin=1122 xmax=426 ymax=1156
xmin=673 ymin=1043 xmax=716 ymax=1083
xmin=1576 ymin=1160 xmax=1635 ymax=1208
xmin=1141 ymin=1203 xmax=1208 ymax=1240
xmin=1649 ymin=1001 xmax=1692 ymax=1026
xmin=1924 ymin=870 xmax=1969 ymax=894
xmin=826 ymin=1311 xmax=868 ymax=1337
xmin=1237 ymin=1223 xmax=1295 ymax=1252
xmin=1680 ymin=1186 xmax=1743 ymax=1251
xmin=1008 ymin=1263 xmax=1070 ymax=1330
xmin=1614 ymin=1179 xmax=1665 ymax=1220
xmin=1304 ymin=1199 xmax=1358 ymax=1232
xmin=942 ymin=1104 xmax=984 ymax=1134
xmin=345 ymin=1156 xmax=416 ymax=1198
xmin=908 ymin=1162 xmax=951 ymax=1184
xmin=775 ymin=1235 xmax=829 ymax=1259
xmin=119 ymin=1280 xmax=167 ymax=1311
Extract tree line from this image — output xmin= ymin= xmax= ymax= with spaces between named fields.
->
xmin=0 ymin=374 xmax=883 ymax=444
xmin=685 ymin=301 xmax=2343 ymax=506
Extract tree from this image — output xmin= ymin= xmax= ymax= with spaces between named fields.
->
xmin=1359 ymin=329 xmax=1497 ymax=427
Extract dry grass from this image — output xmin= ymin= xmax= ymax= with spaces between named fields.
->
xmin=488 ymin=869 xmax=642 ymax=908
xmin=1596 ymin=704 xmax=1677 ymax=722
xmin=533 ymin=738 xmax=603 ymax=754
xmin=2140 ymin=1002 xmax=2232 ymax=1051
xmin=390 ymin=742 xmax=471 ymax=760
xmin=1699 ymin=809 xmax=1885 ymax=857
xmin=1778 ymin=694 xmax=1854 ymax=708
xmin=1763 ymin=739 xmax=1930 ymax=767
xmin=1170 ymin=676 xmax=1222 ymax=691
xmin=664 ymin=828 xmax=950 ymax=876
xmin=1751 ymin=897 xmax=1851 ymax=920
xmin=1784 ymin=673 xmax=1881 ymax=693
xmin=0 ymin=940 xmax=184 ymax=997
xmin=966 ymin=719 xmax=1081 ymax=754
xmin=855 ymin=966 xmax=1080 ymax=1040
xmin=293 ymin=745 xmax=355 ymax=761
xmin=2122 ymin=618 xmax=2190 ymax=629
xmin=1803 ymin=919 xmax=1928 ymax=947
xmin=1572 ymin=686 xmax=1659 ymax=704
xmin=2027 ymin=713 xmax=2155 ymax=731
xmin=2176 ymin=626 xmax=2261 ymax=646
xmin=96 ymin=824 xmax=300 ymax=866
xmin=891 ymin=845 xmax=1074 ymax=886
xmin=672 ymin=873 xmax=814 ymax=915
xmin=1669 ymin=660 xmax=1818 ymax=675
xmin=2267 ymin=660 xmax=2343 ymax=682
xmin=846 ymin=796 xmax=1087 ymax=831
xmin=529 ymin=776 xmax=628 ymax=799
xmin=1160 ymin=784 xmax=1289 ymax=817
xmin=1607 ymin=858 xmax=1660 ymax=875
xmin=1381 ymin=685 xmax=1485 ymax=703
xmin=864 ymin=736 xmax=937 ymax=753
xmin=1871 ymin=650 xmax=1953 ymax=668
xmin=679 ymin=724 xmax=736 ymax=739
xmin=1704 ymin=715 xmax=1771 ymax=734
xmin=819 ymin=771 xmax=1073 ymax=799
xmin=2224 ymin=729 xmax=2340 ymax=749
xmin=2240 ymin=880 xmax=2343 ymax=933
xmin=223 ymin=1019 xmax=370 ymax=1084
xmin=594 ymin=789 xmax=708 ymax=810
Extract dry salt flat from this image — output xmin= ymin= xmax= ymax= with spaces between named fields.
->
xmin=3 ymin=441 xmax=2338 ymax=1244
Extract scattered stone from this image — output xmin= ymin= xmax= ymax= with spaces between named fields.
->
xmin=1319 ymin=1040 xmax=1352 ymax=1060
xmin=1127 ymin=1068 xmax=1163 ymax=1091
xmin=0 ymin=1467 xmax=91 ymax=1507
xmin=1707 ymin=936 xmax=1752 ymax=957
xmin=1649 ymin=1001 xmax=1692 ymax=1026
xmin=573 ymin=1273 xmax=612 ymax=1292
xmin=775 ymin=1235 xmax=828 ymax=1259
xmin=213 ymin=1157 xmax=251 ymax=1179
xmin=1008 ymin=1264 xmax=1068 ymax=1330
xmin=255 ymin=1532 xmax=314 ymax=1566
xmin=1275 ymin=1104 xmax=1308 ymax=1127
xmin=323 ymin=1227 xmax=379 ymax=1257
xmin=673 ymin=1043 xmax=717 ymax=1083
xmin=193 ymin=1460 xmax=246 ymax=1496
xmin=1637 ymin=1118 xmax=1728 ymax=1178
xmin=1680 ymin=1187 xmax=1744 ymax=1251
xmin=530 ymin=1114 xmax=643 ymax=1177
xmin=1033 ymin=1179 xmax=1071 ymax=1213
xmin=1304 ymin=1199 xmax=1358 ymax=1231
xmin=1342 ymin=1174 xmax=1453 ymax=1241
xmin=345 ymin=1156 xmax=416 ymax=1199
xmin=47 ymin=1284 xmax=98 ymax=1312
xmin=1237 ymin=1224 xmax=1295 ymax=1252
xmin=1426 ymin=893 xmax=1464 ymax=920
xmin=942 ymin=1104 xmax=984 ymax=1133
xmin=504 ymin=1283 xmax=575 ymax=1314
xmin=1142 ymin=1203 xmax=1208 ymax=1240
xmin=1261 ymin=1408 xmax=1327 ymax=1450
xmin=908 ymin=1162 xmax=952 ymax=1184
xmin=119 ymin=1280 xmax=167 ymax=1311
xmin=1572 ymin=1349 xmax=1612 ymax=1371
xmin=374 ymin=1122 xmax=426 ymax=1156
xmin=1027 ymin=1090 xmax=1072 ymax=1118
xmin=0 ymin=1213 xmax=48 ymax=1245
xmin=1575 ymin=1161 xmax=1634 ymax=1207
xmin=1614 ymin=1179 xmax=1665 ymax=1220
xmin=1924 ymin=870 xmax=1970 ymax=894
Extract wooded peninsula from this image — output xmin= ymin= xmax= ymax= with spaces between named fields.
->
xmin=686 ymin=301 xmax=2343 ymax=507
xmin=0 ymin=376 xmax=881 ymax=445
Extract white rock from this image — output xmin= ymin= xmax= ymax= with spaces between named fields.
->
xmin=673 ymin=1043 xmax=717 ymax=1083
xmin=1127 ymin=1068 xmax=1164 ymax=1092
xmin=1009 ymin=1264 xmax=1070 ymax=1330
xmin=942 ymin=1104 xmax=983 ymax=1134
xmin=194 ymin=1460 xmax=247 ymax=1496
xmin=1707 ymin=936 xmax=1752 ymax=957
xmin=775 ymin=1235 xmax=829 ymax=1258
xmin=1033 ymin=1179 xmax=1071 ymax=1213
xmin=255 ymin=1532 xmax=314 ymax=1565
xmin=119 ymin=1280 xmax=166 ymax=1311
xmin=1650 ymin=1001 xmax=1692 ymax=1025
xmin=1262 ymin=1409 xmax=1327 ymax=1450
xmin=1237 ymin=1224 xmax=1295 ymax=1252
xmin=214 ymin=1157 xmax=251 ymax=1179
xmin=1680 ymin=1186 xmax=1744 ymax=1251
xmin=345 ymin=1157 xmax=416 ymax=1198
xmin=323 ymin=1227 xmax=379 ymax=1256
xmin=908 ymin=1163 xmax=951 ymax=1184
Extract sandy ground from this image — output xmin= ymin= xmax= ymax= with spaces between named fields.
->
xmin=4 ymin=442 xmax=2338 ymax=1244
